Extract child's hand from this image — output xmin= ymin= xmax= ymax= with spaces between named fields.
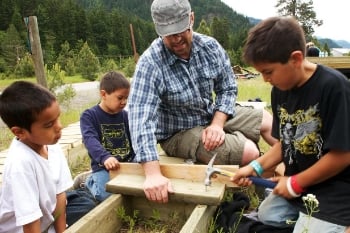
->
xmin=104 ymin=157 xmax=120 ymax=170
xmin=271 ymin=176 xmax=296 ymax=199
xmin=230 ymin=165 xmax=255 ymax=187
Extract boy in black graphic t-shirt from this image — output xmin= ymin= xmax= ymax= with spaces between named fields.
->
xmin=232 ymin=16 xmax=350 ymax=232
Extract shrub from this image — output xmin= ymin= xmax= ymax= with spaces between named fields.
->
xmin=14 ymin=53 xmax=35 ymax=77
xmin=76 ymin=42 xmax=100 ymax=81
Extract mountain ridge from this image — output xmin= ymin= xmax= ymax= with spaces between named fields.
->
xmin=247 ymin=17 xmax=350 ymax=49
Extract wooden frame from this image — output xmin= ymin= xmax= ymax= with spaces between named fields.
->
xmin=64 ymin=162 xmax=239 ymax=233
xmin=64 ymin=194 xmax=217 ymax=233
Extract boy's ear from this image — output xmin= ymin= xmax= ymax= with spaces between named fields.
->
xmin=290 ymin=51 xmax=304 ymax=65
xmin=100 ymin=90 xmax=107 ymax=98
xmin=10 ymin=126 xmax=27 ymax=140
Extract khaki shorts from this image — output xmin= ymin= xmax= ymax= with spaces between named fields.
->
xmin=159 ymin=105 xmax=262 ymax=165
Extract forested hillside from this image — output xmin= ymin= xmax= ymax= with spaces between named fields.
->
xmin=0 ymin=0 xmax=252 ymax=78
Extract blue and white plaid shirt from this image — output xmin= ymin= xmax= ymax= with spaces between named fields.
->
xmin=129 ymin=32 xmax=237 ymax=162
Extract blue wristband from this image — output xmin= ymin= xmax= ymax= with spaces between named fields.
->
xmin=249 ymin=160 xmax=264 ymax=177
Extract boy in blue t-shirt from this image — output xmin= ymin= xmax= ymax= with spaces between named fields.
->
xmin=80 ymin=71 xmax=135 ymax=202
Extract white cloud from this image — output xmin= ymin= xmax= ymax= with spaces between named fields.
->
xmin=221 ymin=0 xmax=350 ymax=42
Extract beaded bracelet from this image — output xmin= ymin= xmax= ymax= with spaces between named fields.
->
xmin=287 ymin=177 xmax=301 ymax=198
xmin=249 ymin=160 xmax=264 ymax=177
xmin=291 ymin=175 xmax=306 ymax=194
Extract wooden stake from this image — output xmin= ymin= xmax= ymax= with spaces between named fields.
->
xmin=129 ymin=24 xmax=139 ymax=63
xmin=27 ymin=16 xmax=47 ymax=88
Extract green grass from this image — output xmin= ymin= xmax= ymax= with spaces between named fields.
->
xmin=236 ymin=75 xmax=273 ymax=153
xmin=236 ymin=75 xmax=271 ymax=105
xmin=0 ymin=77 xmax=37 ymax=90
xmin=0 ymin=75 xmax=89 ymax=91
xmin=116 ymin=207 xmax=183 ymax=233
xmin=59 ymin=104 xmax=91 ymax=127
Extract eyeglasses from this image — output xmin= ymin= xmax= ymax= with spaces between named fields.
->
xmin=163 ymin=16 xmax=193 ymax=39
xmin=163 ymin=28 xmax=191 ymax=39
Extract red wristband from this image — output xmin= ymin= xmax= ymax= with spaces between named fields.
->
xmin=290 ymin=175 xmax=306 ymax=194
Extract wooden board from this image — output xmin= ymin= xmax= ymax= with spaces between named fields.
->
xmin=307 ymin=56 xmax=350 ymax=69
xmin=106 ymin=173 xmax=225 ymax=206
xmin=109 ymin=162 xmax=239 ymax=188
xmin=64 ymin=194 xmax=124 ymax=233
xmin=65 ymin=194 xmax=216 ymax=233
xmin=180 ymin=205 xmax=217 ymax=233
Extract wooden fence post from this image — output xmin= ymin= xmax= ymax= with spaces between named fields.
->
xmin=129 ymin=24 xmax=139 ymax=64
xmin=26 ymin=16 xmax=47 ymax=88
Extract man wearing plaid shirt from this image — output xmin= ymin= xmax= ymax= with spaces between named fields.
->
xmin=128 ymin=0 xmax=277 ymax=203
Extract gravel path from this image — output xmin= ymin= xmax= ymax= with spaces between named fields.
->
xmin=59 ymin=82 xmax=100 ymax=111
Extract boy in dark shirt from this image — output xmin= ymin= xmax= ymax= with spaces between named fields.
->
xmin=232 ymin=16 xmax=350 ymax=232
xmin=80 ymin=71 xmax=135 ymax=202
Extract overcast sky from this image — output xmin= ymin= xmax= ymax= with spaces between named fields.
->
xmin=221 ymin=0 xmax=350 ymax=42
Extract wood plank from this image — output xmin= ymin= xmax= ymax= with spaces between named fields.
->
xmin=110 ymin=162 xmax=239 ymax=188
xmin=180 ymin=204 xmax=217 ymax=233
xmin=57 ymin=138 xmax=82 ymax=147
xmin=64 ymin=194 xmax=124 ymax=233
xmin=106 ymin=173 xmax=225 ymax=206
xmin=307 ymin=57 xmax=350 ymax=69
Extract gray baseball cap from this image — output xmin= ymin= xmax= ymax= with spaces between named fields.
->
xmin=151 ymin=0 xmax=191 ymax=37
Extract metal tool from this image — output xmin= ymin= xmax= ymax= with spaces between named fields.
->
xmin=204 ymin=153 xmax=276 ymax=190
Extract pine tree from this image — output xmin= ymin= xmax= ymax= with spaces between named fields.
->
xmin=210 ymin=17 xmax=230 ymax=49
xmin=276 ymin=0 xmax=323 ymax=40
xmin=1 ymin=24 xmax=24 ymax=72
xmin=0 ymin=0 xmax=14 ymax=30
xmin=76 ymin=42 xmax=100 ymax=81
xmin=57 ymin=41 xmax=75 ymax=73
xmin=196 ymin=19 xmax=211 ymax=36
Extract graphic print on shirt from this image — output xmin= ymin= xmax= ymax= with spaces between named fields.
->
xmin=101 ymin=123 xmax=130 ymax=159
xmin=279 ymin=103 xmax=323 ymax=165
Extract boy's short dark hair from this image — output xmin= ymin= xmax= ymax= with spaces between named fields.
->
xmin=99 ymin=71 xmax=130 ymax=94
xmin=0 ymin=81 xmax=56 ymax=131
xmin=243 ymin=16 xmax=306 ymax=65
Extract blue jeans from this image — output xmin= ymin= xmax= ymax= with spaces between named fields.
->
xmin=259 ymin=193 xmax=349 ymax=232
xmin=66 ymin=188 xmax=97 ymax=226
xmin=85 ymin=169 xmax=111 ymax=202
xmin=258 ymin=193 xmax=299 ymax=228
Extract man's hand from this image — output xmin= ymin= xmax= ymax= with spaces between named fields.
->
xmin=142 ymin=161 xmax=174 ymax=203
xmin=144 ymin=173 xmax=173 ymax=203
xmin=202 ymin=111 xmax=227 ymax=151
xmin=202 ymin=124 xmax=225 ymax=151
